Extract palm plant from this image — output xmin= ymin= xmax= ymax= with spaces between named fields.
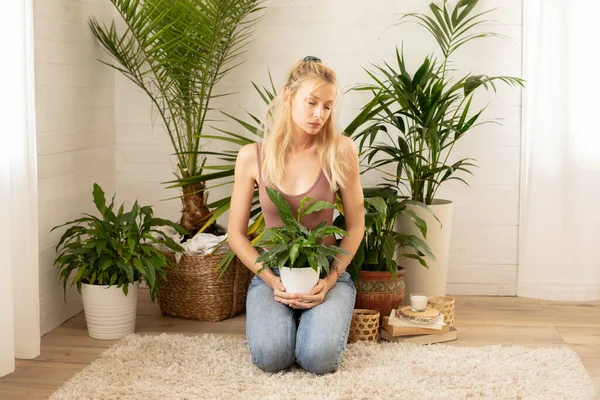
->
xmin=88 ymin=0 xmax=264 ymax=235
xmin=345 ymin=0 xmax=524 ymax=204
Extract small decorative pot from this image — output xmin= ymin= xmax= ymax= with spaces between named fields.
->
xmin=348 ymin=309 xmax=380 ymax=343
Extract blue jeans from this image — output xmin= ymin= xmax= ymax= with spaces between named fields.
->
xmin=245 ymin=266 xmax=356 ymax=375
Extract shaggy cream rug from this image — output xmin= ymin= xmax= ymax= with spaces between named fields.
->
xmin=50 ymin=333 xmax=596 ymax=400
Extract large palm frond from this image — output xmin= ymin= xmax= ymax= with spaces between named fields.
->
xmin=345 ymin=0 xmax=524 ymax=204
xmin=89 ymin=0 xmax=265 ymax=234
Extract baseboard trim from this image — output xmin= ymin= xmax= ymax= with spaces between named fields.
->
xmin=518 ymin=282 xmax=600 ymax=301
xmin=447 ymin=283 xmax=517 ymax=296
xmin=40 ymin=298 xmax=83 ymax=336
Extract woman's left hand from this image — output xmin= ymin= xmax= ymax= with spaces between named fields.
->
xmin=290 ymin=278 xmax=334 ymax=309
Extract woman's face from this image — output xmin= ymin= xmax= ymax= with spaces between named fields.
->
xmin=290 ymin=80 xmax=336 ymax=135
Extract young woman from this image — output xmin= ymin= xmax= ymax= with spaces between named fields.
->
xmin=227 ymin=56 xmax=365 ymax=375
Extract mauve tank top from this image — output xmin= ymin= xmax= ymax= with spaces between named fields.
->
xmin=256 ymin=143 xmax=336 ymax=245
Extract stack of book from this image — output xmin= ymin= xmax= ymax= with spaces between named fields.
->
xmin=380 ymin=307 xmax=458 ymax=344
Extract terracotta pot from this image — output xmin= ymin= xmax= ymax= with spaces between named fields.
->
xmin=354 ymin=268 xmax=406 ymax=322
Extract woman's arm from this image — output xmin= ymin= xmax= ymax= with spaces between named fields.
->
xmin=325 ymin=136 xmax=365 ymax=285
xmin=227 ymin=144 xmax=276 ymax=283
xmin=227 ymin=144 xmax=295 ymax=301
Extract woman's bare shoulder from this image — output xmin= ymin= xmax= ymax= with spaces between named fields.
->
xmin=336 ymin=135 xmax=358 ymax=159
xmin=237 ymin=142 xmax=259 ymax=161
xmin=236 ymin=143 xmax=260 ymax=180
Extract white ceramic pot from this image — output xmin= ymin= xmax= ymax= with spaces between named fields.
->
xmin=81 ymin=281 xmax=139 ymax=339
xmin=395 ymin=199 xmax=453 ymax=303
xmin=279 ymin=266 xmax=320 ymax=295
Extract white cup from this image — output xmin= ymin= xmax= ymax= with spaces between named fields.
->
xmin=410 ymin=293 xmax=428 ymax=312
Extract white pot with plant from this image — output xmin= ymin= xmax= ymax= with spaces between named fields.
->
xmin=52 ymin=184 xmax=186 ymax=339
xmin=252 ymin=187 xmax=349 ymax=295
xmin=345 ymin=0 xmax=523 ymax=298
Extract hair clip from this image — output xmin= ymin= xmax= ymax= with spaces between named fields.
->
xmin=303 ymin=56 xmax=322 ymax=63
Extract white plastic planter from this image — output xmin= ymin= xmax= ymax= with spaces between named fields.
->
xmin=396 ymin=199 xmax=453 ymax=301
xmin=81 ymin=281 xmax=139 ymax=339
xmin=279 ymin=266 xmax=320 ymax=295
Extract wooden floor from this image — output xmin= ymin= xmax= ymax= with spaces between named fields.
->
xmin=1 ymin=290 xmax=599 ymax=399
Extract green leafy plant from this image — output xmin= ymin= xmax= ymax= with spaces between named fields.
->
xmin=88 ymin=0 xmax=265 ymax=235
xmin=345 ymin=0 xmax=524 ymax=204
xmin=335 ymin=186 xmax=436 ymax=281
xmin=51 ymin=184 xmax=187 ymax=301
xmin=253 ymin=187 xmax=349 ymax=275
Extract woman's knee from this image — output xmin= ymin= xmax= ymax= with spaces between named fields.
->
xmin=249 ymin=339 xmax=295 ymax=373
xmin=295 ymin=341 xmax=344 ymax=375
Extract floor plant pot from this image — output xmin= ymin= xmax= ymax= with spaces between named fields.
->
xmin=396 ymin=199 xmax=453 ymax=303
xmin=279 ymin=266 xmax=320 ymax=295
xmin=354 ymin=269 xmax=406 ymax=322
xmin=81 ymin=281 xmax=139 ymax=340
xmin=157 ymin=253 xmax=253 ymax=322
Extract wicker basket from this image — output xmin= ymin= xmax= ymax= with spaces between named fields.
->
xmin=427 ymin=296 xmax=455 ymax=326
xmin=157 ymin=252 xmax=253 ymax=322
xmin=348 ymin=309 xmax=380 ymax=343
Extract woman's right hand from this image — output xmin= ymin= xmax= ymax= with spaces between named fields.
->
xmin=269 ymin=276 xmax=298 ymax=306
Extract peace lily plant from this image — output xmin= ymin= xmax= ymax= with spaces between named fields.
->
xmin=52 ymin=183 xmax=186 ymax=339
xmin=52 ymin=184 xmax=186 ymax=300
xmin=252 ymin=187 xmax=349 ymax=294
xmin=338 ymin=186 xmax=435 ymax=281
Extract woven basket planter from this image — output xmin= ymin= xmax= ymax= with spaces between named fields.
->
xmin=354 ymin=268 xmax=405 ymax=323
xmin=348 ymin=309 xmax=380 ymax=343
xmin=157 ymin=253 xmax=253 ymax=322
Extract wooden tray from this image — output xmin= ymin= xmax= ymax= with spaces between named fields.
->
xmin=397 ymin=306 xmax=440 ymax=324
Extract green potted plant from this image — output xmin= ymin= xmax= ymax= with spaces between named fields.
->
xmin=253 ymin=187 xmax=349 ymax=294
xmin=88 ymin=0 xmax=265 ymax=321
xmin=335 ymin=186 xmax=435 ymax=319
xmin=345 ymin=0 xmax=524 ymax=297
xmin=52 ymin=184 xmax=186 ymax=339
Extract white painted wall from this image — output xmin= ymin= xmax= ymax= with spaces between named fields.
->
xmin=114 ymin=0 xmax=523 ymax=296
xmin=33 ymin=0 xmax=115 ymax=335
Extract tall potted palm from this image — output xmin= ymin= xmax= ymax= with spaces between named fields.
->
xmin=345 ymin=0 xmax=524 ymax=297
xmin=88 ymin=0 xmax=265 ymax=321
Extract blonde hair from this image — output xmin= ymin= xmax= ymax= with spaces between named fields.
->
xmin=260 ymin=58 xmax=351 ymax=192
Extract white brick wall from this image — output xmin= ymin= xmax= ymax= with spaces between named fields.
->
xmin=34 ymin=0 xmax=115 ymax=335
xmin=114 ymin=0 xmax=523 ymax=296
